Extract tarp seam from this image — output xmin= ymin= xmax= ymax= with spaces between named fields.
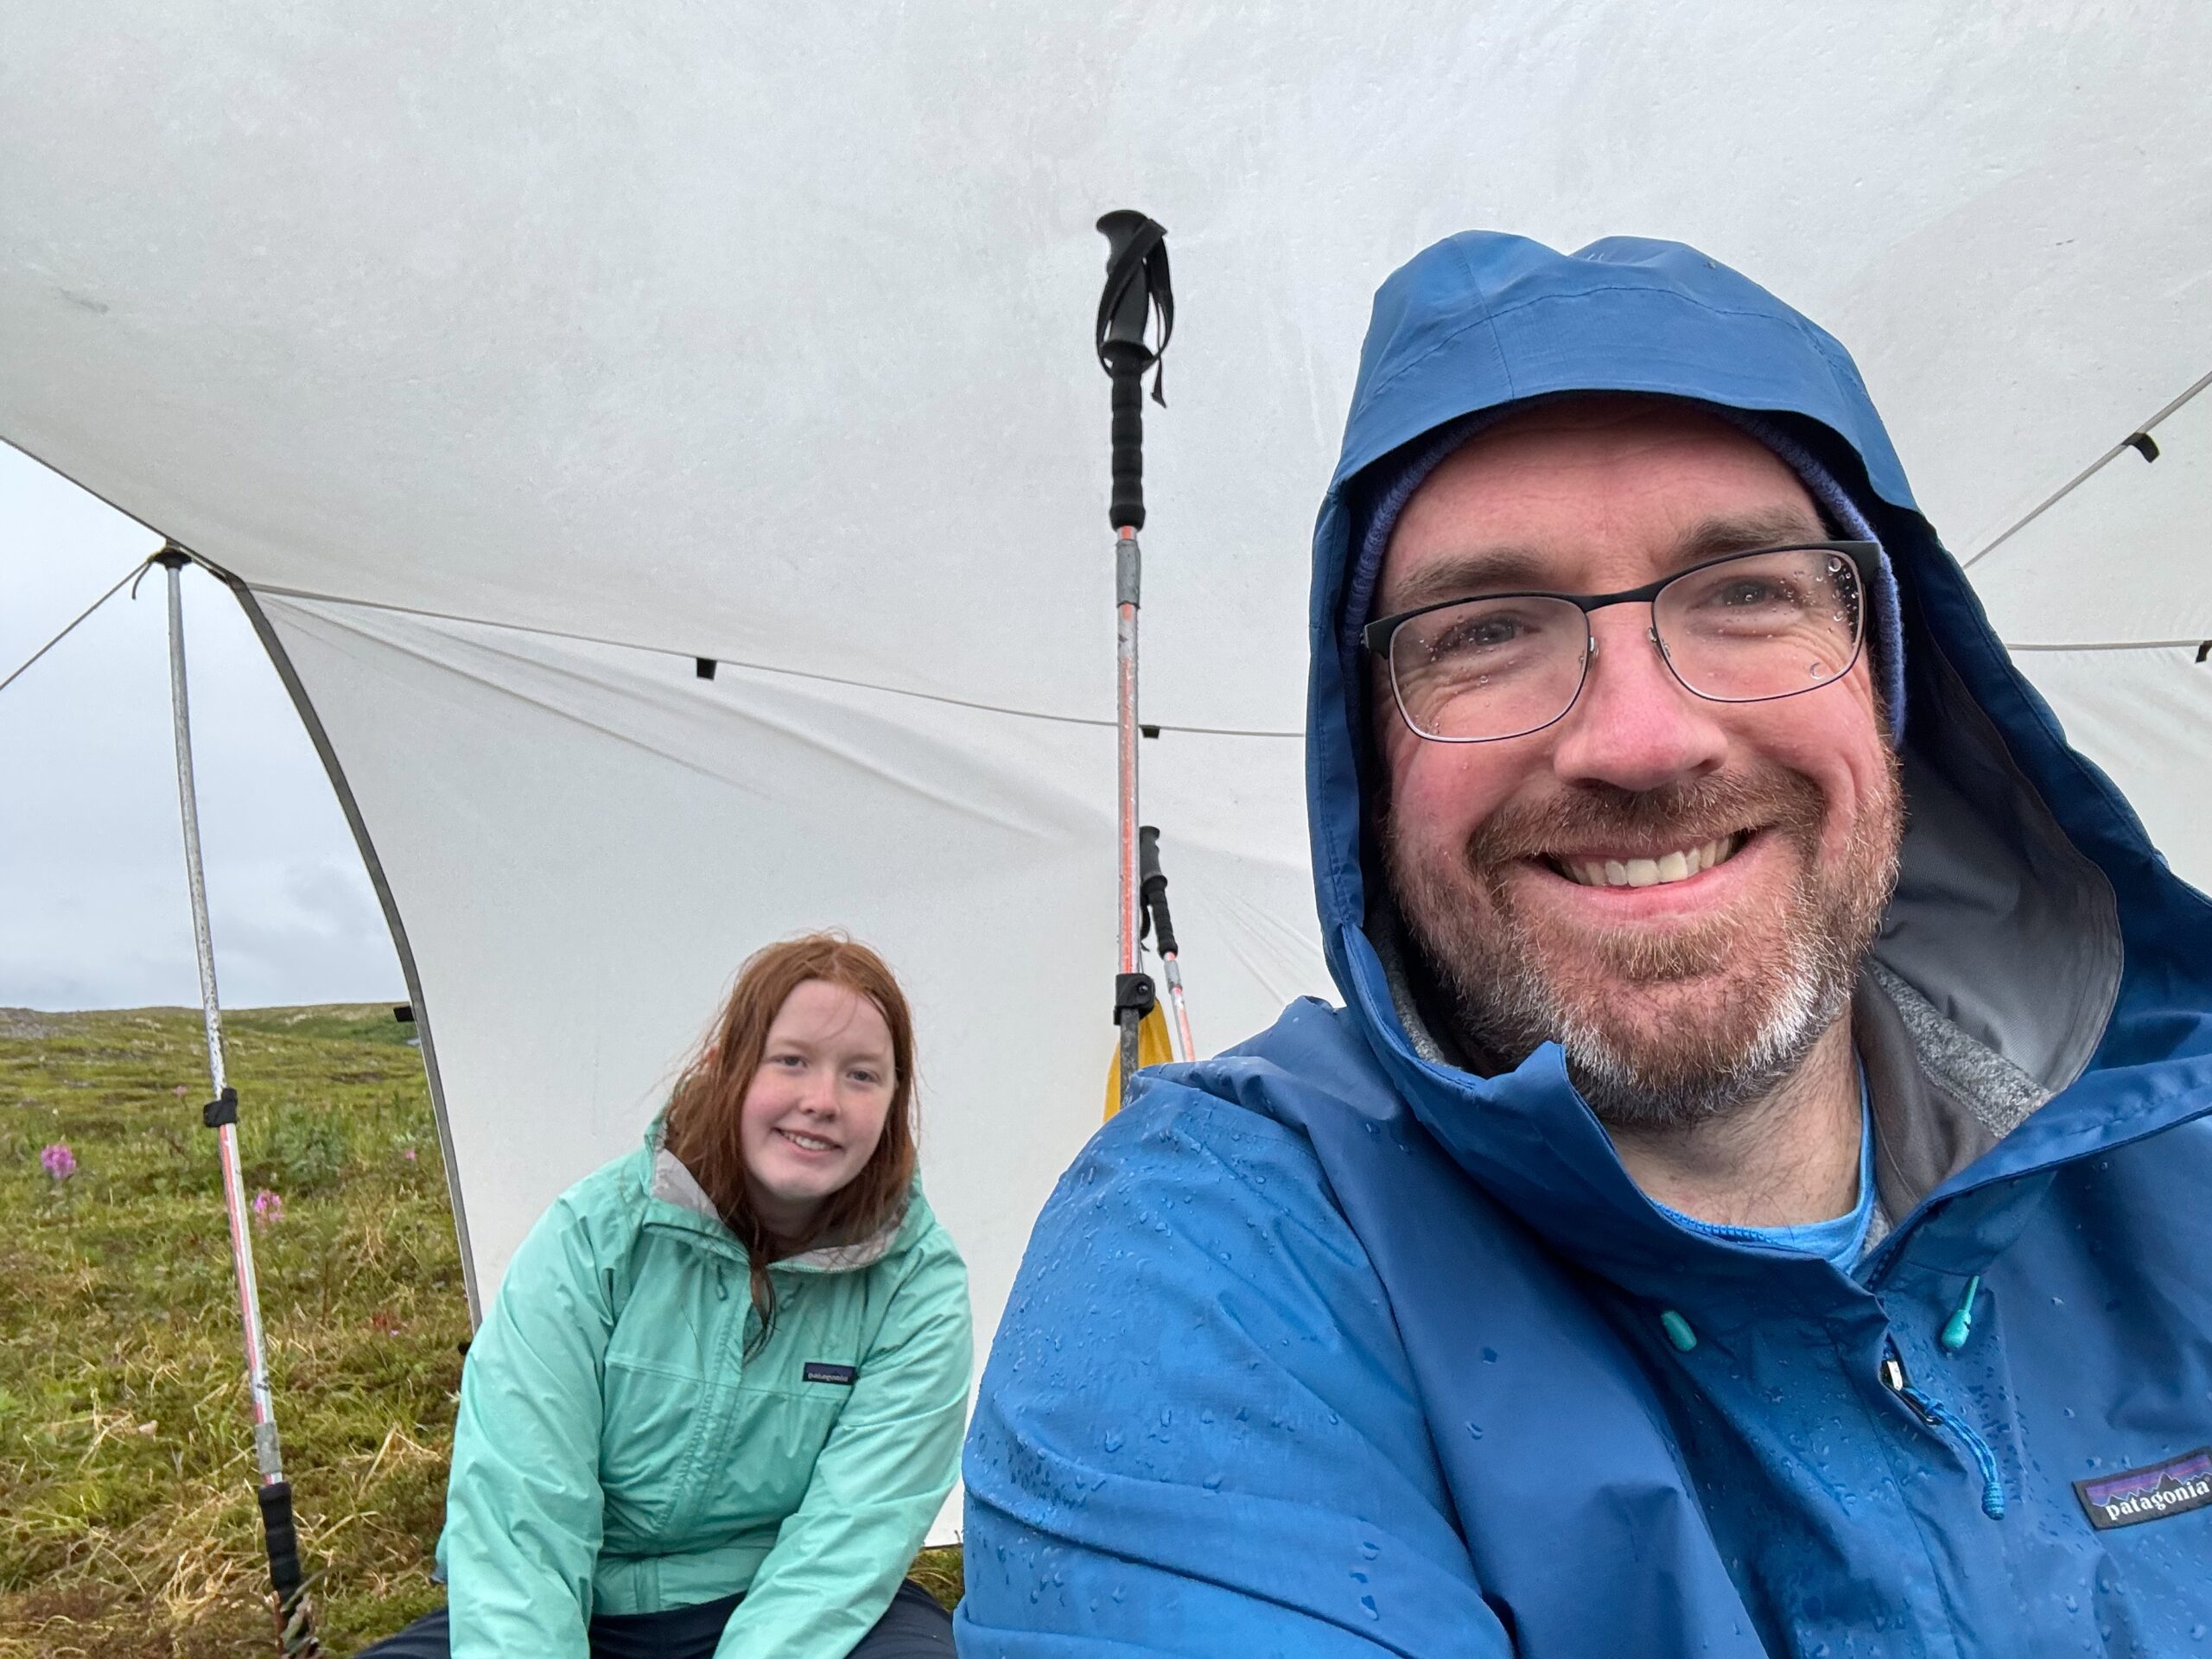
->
xmin=244 ymin=581 xmax=1304 ymax=740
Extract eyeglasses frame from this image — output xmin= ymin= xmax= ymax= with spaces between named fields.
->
xmin=1359 ymin=540 xmax=1878 ymax=744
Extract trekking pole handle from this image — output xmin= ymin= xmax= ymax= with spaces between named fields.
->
xmin=1139 ymin=824 xmax=1179 ymax=957
xmin=1108 ymin=363 xmax=1147 ymax=531
xmin=1095 ymin=210 xmax=1173 ymax=532
xmin=257 ymin=1480 xmax=321 ymax=1654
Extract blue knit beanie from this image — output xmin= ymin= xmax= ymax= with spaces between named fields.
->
xmin=1344 ymin=403 xmax=1909 ymax=741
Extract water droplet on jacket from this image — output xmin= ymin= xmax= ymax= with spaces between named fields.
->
xmin=1466 ymin=1421 xmax=1484 ymax=1440
xmin=1359 ymin=1595 xmax=1379 ymax=1620
xmin=1359 ymin=1541 xmax=1379 ymax=1560
xmin=1202 ymin=1472 xmax=1222 ymax=1491
xmin=1103 ymin=1430 xmax=1122 ymax=1453
xmin=1482 ymin=1346 xmax=1499 ymax=1363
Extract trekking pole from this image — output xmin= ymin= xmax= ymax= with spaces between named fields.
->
xmin=1095 ymin=210 xmax=1173 ymax=1113
xmin=1139 ymin=826 xmax=1197 ymax=1062
xmin=156 ymin=548 xmax=321 ymax=1657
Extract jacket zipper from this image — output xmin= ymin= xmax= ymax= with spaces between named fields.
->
xmin=1881 ymin=1340 xmax=2005 ymax=1519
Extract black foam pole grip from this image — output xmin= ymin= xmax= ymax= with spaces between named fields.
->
xmin=257 ymin=1481 xmax=306 ymax=1602
xmin=1148 ymin=890 xmax=1179 ymax=959
xmin=1138 ymin=825 xmax=1165 ymax=893
xmin=1109 ymin=365 xmax=1146 ymax=531
xmin=1138 ymin=826 xmax=1179 ymax=957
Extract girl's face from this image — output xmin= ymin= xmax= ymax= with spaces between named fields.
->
xmin=740 ymin=977 xmax=898 ymax=1239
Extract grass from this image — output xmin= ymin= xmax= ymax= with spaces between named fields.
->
xmin=0 ymin=1006 xmax=961 ymax=1656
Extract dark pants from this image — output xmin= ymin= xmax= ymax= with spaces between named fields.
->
xmin=357 ymin=1578 xmax=954 ymax=1658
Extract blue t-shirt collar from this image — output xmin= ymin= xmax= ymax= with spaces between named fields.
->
xmin=1655 ymin=1061 xmax=1877 ymax=1271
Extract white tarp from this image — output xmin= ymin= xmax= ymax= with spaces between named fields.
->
xmin=4 ymin=4 xmax=2207 ymax=1539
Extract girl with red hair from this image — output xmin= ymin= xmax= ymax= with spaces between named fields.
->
xmin=366 ymin=933 xmax=971 ymax=1658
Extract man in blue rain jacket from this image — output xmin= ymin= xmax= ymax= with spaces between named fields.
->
xmin=958 ymin=232 xmax=2212 ymax=1657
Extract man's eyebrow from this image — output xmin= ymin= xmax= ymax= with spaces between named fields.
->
xmin=1379 ymin=547 xmax=1551 ymax=613
xmin=1671 ymin=508 xmax=1829 ymax=565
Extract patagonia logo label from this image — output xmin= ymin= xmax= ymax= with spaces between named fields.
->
xmin=803 ymin=1361 xmax=858 ymax=1386
xmin=2074 ymin=1447 xmax=2212 ymax=1530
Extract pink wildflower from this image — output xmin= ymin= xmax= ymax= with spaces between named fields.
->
xmin=252 ymin=1188 xmax=284 ymax=1228
xmin=402 ymin=1147 xmax=418 ymax=1162
xmin=40 ymin=1142 xmax=76 ymax=1181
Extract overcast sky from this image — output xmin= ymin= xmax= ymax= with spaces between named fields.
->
xmin=1 ymin=443 xmax=403 ymax=1010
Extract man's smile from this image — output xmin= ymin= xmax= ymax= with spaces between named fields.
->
xmin=1485 ymin=824 xmax=1805 ymax=938
xmin=1544 ymin=831 xmax=1749 ymax=889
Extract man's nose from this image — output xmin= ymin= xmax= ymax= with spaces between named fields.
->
xmin=1548 ymin=608 xmax=1727 ymax=791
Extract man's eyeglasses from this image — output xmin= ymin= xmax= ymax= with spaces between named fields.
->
xmin=1361 ymin=542 xmax=1873 ymax=744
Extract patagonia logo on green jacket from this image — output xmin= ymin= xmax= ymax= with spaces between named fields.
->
xmin=804 ymin=1361 xmax=858 ymax=1386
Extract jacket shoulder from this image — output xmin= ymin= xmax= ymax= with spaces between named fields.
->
xmin=492 ymin=1147 xmax=652 ymax=1300
xmin=989 ymin=1006 xmax=1438 ymax=1466
xmin=962 ymin=1006 xmax=1491 ymax=1650
xmin=873 ymin=1182 xmax=971 ymax=1325
xmin=1140 ymin=995 xmax=1402 ymax=1143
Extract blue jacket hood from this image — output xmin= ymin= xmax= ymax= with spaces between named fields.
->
xmin=1306 ymin=232 xmax=2212 ymax=1281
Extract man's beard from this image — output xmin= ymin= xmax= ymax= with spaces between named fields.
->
xmin=1383 ymin=757 xmax=1903 ymax=1130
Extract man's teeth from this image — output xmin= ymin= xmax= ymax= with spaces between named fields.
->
xmin=1560 ymin=836 xmax=1740 ymax=888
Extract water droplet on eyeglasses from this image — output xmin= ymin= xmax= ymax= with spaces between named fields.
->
xmin=1808 ymin=661 xmax=1828 ymax=679
xmin=1476 ymin=674 xmax=1491 ymax=687
xmin=1827 ymin=556 xmax=1843 ymax=572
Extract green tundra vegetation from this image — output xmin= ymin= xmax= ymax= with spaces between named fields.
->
xmin=0 ymin=1005 xmax=960 ymax=1657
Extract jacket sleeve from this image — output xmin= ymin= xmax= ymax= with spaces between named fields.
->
xmin=442 ymin=1190 xmax=616 ymax=1659
xmin=712 ymin=1227 xmax=973 ymax=1659
xmin=956 ymin=1088 xmax=1514 ymax=1658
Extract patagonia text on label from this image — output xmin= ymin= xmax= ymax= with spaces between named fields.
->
xmin=803 ymin=1361 xmax=858 ymax=1386
xmin=2073 ymin=1447 xmax=2212 ymax=1531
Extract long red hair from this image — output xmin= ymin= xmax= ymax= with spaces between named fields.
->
xmin=662 ymin=933 xmax=918 ymax=1342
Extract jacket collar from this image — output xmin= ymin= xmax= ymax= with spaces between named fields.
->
xmin=636 ymin=1128 xmax=914 ymax=1274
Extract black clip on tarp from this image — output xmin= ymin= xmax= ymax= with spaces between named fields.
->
xmin=1095 ymin=211 xmax=1173 ymax=531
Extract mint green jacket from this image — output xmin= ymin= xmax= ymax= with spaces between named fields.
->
xmin=437 ymin=1131 xmax=971 ymax=1659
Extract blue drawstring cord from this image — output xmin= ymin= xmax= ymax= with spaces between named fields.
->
xmin=1910 ymin=1389 xmax=2008 ymax=1520
xmin=1661 ymin=1304 xmax=2004 ymax=1517
xmin=1884 ymin=1339 xmax=2005 ymax=1518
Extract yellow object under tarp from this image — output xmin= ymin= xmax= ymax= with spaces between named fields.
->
xmin=1103 ymin=1001 xmax=1175 ymax=1118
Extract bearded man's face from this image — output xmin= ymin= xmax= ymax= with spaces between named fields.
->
xmin=1372 ymin=399 xmax=1904 ymax=1128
